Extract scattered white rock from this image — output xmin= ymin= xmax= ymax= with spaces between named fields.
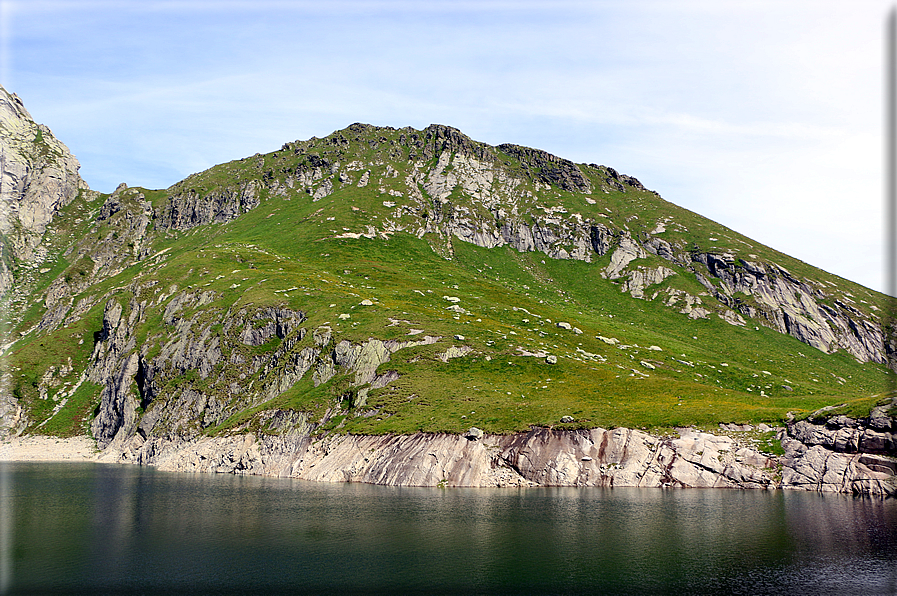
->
xmin=438 ymin=345 xmax=472 ymax=362
xmin=465 ymin=427 xmax=484 ymax=440
xmin=517 ymin=347 xmax=548 ymax=358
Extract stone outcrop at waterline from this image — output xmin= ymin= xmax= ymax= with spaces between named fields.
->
xmin=89 ymin=419 xmax=897 ymax=497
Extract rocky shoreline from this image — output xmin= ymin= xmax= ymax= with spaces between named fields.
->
xmin=5 ymin=413 xmax=895 ymax=497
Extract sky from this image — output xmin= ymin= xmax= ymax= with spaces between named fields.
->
xmin=1 ymin=0 xmax=893 ymax=295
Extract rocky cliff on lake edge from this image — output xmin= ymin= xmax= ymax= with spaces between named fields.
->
xmin=82 ymin=404 xmax=896 ymax=497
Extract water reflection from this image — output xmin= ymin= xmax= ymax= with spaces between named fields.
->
xmin=7 ymin=462 xmax=897 ymax=595
xmin=0 ymin=463 xmax=10 ymax=594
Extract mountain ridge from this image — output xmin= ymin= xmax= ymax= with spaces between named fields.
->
xmin=154 ymin=119 xmax=894 ymax=366
xmin=1 ymin=86 xmax=895 ymax=494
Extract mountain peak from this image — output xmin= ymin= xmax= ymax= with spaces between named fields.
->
xmin=2 ymin=91 xmax=894 ymax=472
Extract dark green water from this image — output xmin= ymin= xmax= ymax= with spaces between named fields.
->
xmin=4 ymin=462 xmax=896 ymax=595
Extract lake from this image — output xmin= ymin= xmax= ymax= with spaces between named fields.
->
xmin=4 ymin=462 xmax=896 ymax=595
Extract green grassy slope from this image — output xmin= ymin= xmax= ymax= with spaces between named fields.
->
xmin=6 ymin=124 xmax=895 ymax=439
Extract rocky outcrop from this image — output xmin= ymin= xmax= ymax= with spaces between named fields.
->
xmin=780 ymin=442 xmax=896 ymax=496
xmin=89 ymin=184 xmax=154 ymax=273
xmin=82 ymin=280 xmax=444 ymax=449
xmin=603 ymin=232 xmax=646 ymax=279
xmin=158 ymin=179 xmax=261 ymax=230
xmin=685 ymin=253 xmax=894 ymax=366
xmin=417 ymin=124 xmax=495 ymax=163
xmin=776 ymin=402 xmax=897 ymax=495
xmin=0 ymin=86 xmax=85 ymax=255
xmin=788 ymin=413 xmax=895 ymax=455
xmin=91 ymin=352 xmax=141 ymax=449
xmin=497 ymin=143 xmax=592 ymax=193
xmin=0 ymin=85 xmax=86 ymax=293
xmin=90 ymin=394 xmax=897 ymax=497
xmin=95 ymin=419 xmax=896 ymax=496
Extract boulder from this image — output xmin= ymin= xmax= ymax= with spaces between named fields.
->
xmin=465 ymin=427 xmax=484 ymax=440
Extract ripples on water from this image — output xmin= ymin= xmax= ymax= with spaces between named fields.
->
xmin=5 ymin=462 xmax=897 ymax=595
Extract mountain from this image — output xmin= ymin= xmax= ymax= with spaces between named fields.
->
xmin=2 ymin=86 xmax=895 ymax=494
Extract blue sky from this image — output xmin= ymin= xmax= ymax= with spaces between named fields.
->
xmin=1 ymin=0 xmax=892 ymax=294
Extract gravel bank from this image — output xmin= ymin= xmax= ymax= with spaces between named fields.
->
xmin=0 ymin=436 xmax=99 ymax=462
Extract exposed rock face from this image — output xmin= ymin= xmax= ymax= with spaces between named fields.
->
xmin=0 ymin=85 xmax=86 ymax=292
xmin=496 ymin=143 xmax=592 ymax=193
xmin=91 ymin=352 xmax=141 ymax=450
xmin=96 ymin=420 xmax=896 ymax=497
xmin=81 ymin=282 xmax=443 ymax=449
xmin=158 ymin=180 xmax=261 ymax=230
xmin=776 ymin=403 xmax=897 ymax=495
xmin=90 ymin=390 xmax=897 ymax=498
xmin=788 ymin=415 xmax=895 ymax=455
xmin=780 ymin=442 xmax=896 ymax=496
xmin=90 ymin=185 xmax=154 ymax=273
xmin=604 ymin=232 xmax=645 ymax=279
